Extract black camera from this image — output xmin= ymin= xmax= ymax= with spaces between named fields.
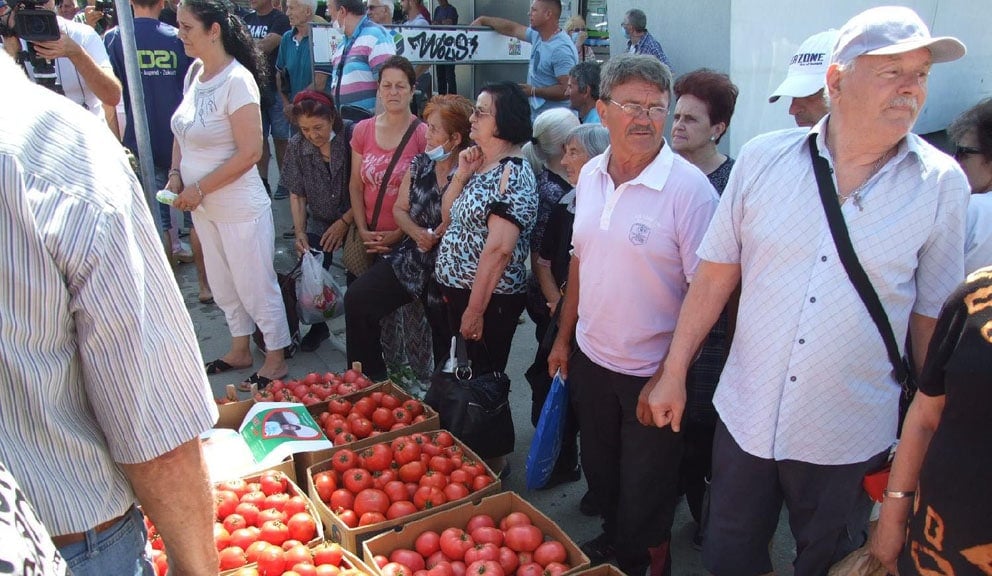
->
xmin=93 ymin=0 xmax=113 ymax=19
xmin=0 ymin=0 xmax=63 ymax=93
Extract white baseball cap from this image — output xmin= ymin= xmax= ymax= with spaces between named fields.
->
xmin=831 ymin=6 xmax=965 ymax=66
xmin=768 ymin=30 xmax=839 ymax=103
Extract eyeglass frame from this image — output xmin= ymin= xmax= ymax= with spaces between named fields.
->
xmin=607 ymin=98 xmax=669 ymax=120
xmin=955 ymin=145 xmax=982 ymax=160
xmin=471 ymin=106 xmax=494 ymax=118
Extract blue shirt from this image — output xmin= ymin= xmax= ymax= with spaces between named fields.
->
xmin=628 ymin=31 xmax=672 ymax=71
xmin=276 ymin=29 xmax=313 ymax=100
xmin=104 ymin=18 xmax=191 ymax=169
xmin=525 ymin=27 xmax=578 ymax=119
xmin=316 ymin=16 xmax=396 ymax=113
xmin=582 ymin=107 xmax=600 ymax=124
xmin=433 ymin=4 xmax=458 ymax=24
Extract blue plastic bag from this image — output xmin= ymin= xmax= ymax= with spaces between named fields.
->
xmin=525 ymin=370 xmax=567 ymax=490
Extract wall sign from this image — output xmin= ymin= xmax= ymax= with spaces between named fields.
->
xmin=312 ymin=24 xmax=533 ymax=66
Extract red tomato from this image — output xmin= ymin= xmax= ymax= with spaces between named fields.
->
xmin=350 ymin=418 xmax=374 ymax=439
xmin=219 ymin=546 xmax=248 ymax=570
xmin=313 ymin=472 xmax=338 ymax=503
xmin=386 ymin=500 xmax=418 ymax=519
xmin=262 ymin=492 xmax=290 ymax=512
xmin=496 ymin=547 xmax=518 ymax=575
xmin=218 ymin=479 xmax=250 ymax=499
xmin=449 ymin=470 xmax=471 ymax=487
xmin=465 ymin=515 xmax=496 ymax=533
xmin=343 ymin=468 xmax=374 ymax=493
xmin=499 ymin=512 xmax=532 ymax=531
xmin=390 ymin=548 xmax=426 ymax=572
xmin=470 ymin=527 xmax=503 ymax=547
xmin=415 ymin=530 xmax=441 ymax=558
xmin=214 ymin=523 xmax=231 ymax=551
xmin=427 ymin=551 xmax=451 ymax=569
xmin=465 ymin=560 xmax=504 ymax=576
xmin=304 ymin=372 xmax=321 ymax=386
xmin=361 ymin=444 xmax=393 ymax=472
xmin=464 ymin=543 xmax=500 ymax=565
xmin=337 ymin=509 xmax=359 ymax=528
xmin=358 ymin=511 xmax=387 ymax=526
xmin=257 ymin=508 xmax=287 ymax=525
xmin=379 ymin=393 xmax=400 ymax=410
xmin=516 ymin=563 xmax=543 ymax=576
xmin=412 ymin=415 xmax=427 ymax=424
xmin=293 ymin=564 xmax=319 ymax=576
xmin=471 ymin=475 xmax=494 ymax=492
xmin=337 ymin=381 xmax=358 ymax=395
xmin=449 ymin=561 xmax=467 ymax=576
xmin=312 ymin=542 xmax=344 ymax=567
xmin=383 ymin=480 xmax=409 ymax=503
xmin=440 ymin=528 xmax=475 ymax=561
xmin=257 ymin=545 xmax=286 ymax=576
xmin=287 ymin=512 xmax=317 ymax=543
xmin=503 ymin=525 xmax=542 ymax=553
xmin=533 ymin=541 xmax=566 ymax=567
xmin=223 ymin=513 xmax=249 ymax=534
xmin=259 ymin=520 xmax=290 ymax=547
xmin=460 ymin=461 xmax=485 ymax=479
xmin=353 ymin=397 xmax=376 ymax=418
xmin=427 ymin=563 xmax=453 ymax=576
xmin=292 ymin=384 xmax=310 ymax=398
xmin=369 ymin=391 xmax=384 ymax=405
xmin=354 ymin=488 xmax=390 ymax=516
xmin=372 ymin=407 xmax=396 ymax=430
xmin=419 ymin=471 xmax=448 ymax=490
xmin=315 ymin=566 xmax=340 ymax=576
xmin=329 ymin=489 xmax=354 ymax=512
xmin=334 ymin=431 xmax=357 ymax=445
xmin=282 ymin=540 xmax=305 ymax=551
xmin=543 ymin=562 xmax=570 ymax=576
xmin=229 ymin=527 xmax=257 ymax=550
xmin=301 ymin=392 xmax=323 ymax=406
xmin=443 ymin=483 xmax=470 ymax=502
xmin=374 ymin=555 xmax=390 ymax=568
xmin=381 ymin=562 xmax=411 ymax=576
xmin=327 ymin=399 xmax=350 ymax=416
xmin=284 ymin=543 xmax=314 ymax=566
xmin=373 ymin=469 xmax=397 ymax=490
xmin=428 ymin=456 xmax=454 ymax=475
xmin=245 ymin=540 xmax=270 ymax=563
xmin=413 ymin=486 xmax=447 ymax=510
xmin=434 ymin=431 xmax=455 ymax=448
xmin=403 ymin=399 xmax=424 ymax=417
xmin=393 ymin=408 xmax=412 ymax=425
xmin=398 ymin=461 xmax=425 ymax=483
xmin=259 ymin=472 xmax=288 ymax=496
xmin=391 ymin=438 xmax=422 ymax=466
xmin=331 ymin=450 xmax=357 ymax=474
xmin=215 ymin=489 xmax=240 ymax=520
xmin=421 ymin=442 xmax=441 ymax=457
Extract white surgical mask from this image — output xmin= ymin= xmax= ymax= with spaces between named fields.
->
xmin=426 ymin=142 xmax=451 ymax=161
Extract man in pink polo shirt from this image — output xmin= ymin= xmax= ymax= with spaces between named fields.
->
xmin=547 ymin=54 xmax=718 ymax=576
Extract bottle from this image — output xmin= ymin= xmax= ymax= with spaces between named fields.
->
xmin=156 ymin=189 xmax=179 ymax=205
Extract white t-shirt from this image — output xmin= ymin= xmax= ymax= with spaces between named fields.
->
xmin=965 ymin=192 xmax=992 ymax=275
xmin=21 ymin=16 xmax=111 ymax=122
xmin=171 ymin=59 xmax=269 ymax=222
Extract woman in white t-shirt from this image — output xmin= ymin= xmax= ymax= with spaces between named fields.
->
xmin=168 ymin=0 xmax=291 ymax=388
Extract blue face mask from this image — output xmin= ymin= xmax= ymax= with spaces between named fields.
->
xmin=570 ymin=31 xmax=581 ymax=42
xmin=622 ymin=28 xmax=630 ymax=40
xmin=426 ymin=142 xmax=451 ymax=161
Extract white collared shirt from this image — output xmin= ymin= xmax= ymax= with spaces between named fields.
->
xmin=700 ymin=117 xmax=969 ymax=465
xmin=572 ymin=141 xmax=718 ymax=376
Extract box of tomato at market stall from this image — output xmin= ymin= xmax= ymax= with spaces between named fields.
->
xmin=292 ymin=381 xmax=440 ymax=481
xmin=571 ymin=564 xmax=628 ymax=576
xmin=361 ymin=491 xmax=590 ymax=576
xmin=306 ymin=429 xmax=501 ymax=553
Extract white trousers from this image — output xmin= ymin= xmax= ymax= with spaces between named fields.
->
xmin=192 ymin=209 xmax=291 ymax=351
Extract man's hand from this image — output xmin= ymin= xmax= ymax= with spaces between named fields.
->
xmin=646 ymin=369 xmax=686 ymax=431
xmin=871 ymin=500 xmax=912 ymax=575
xmin=81 ymin=5 xmax=104 ymax=29
xmin=635 ymin=378 xmax=657 ymax=426
xmin=547 ymin=337 xmax=571 ymax=379
xmin=31 ymin=32 xmax=82 ymax=60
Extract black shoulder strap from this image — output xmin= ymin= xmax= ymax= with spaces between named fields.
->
xmin=369 ymin=119 xmax=422 ymax=230
xmin=807 ymin=134 xmax=908 ymax=384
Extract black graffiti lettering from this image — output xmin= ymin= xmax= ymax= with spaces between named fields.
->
xmin=406 ymin=30 xmax=479 ymax=62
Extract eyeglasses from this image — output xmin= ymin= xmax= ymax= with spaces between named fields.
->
xmin=471 ymin=106 xmax=494 ymax=118
xmin=955 ymin=145 xmax=981 ymax=160
xmin=608 ymin=99 xmax=668 ymax=120
xmin=368 ymin=3 xmax=388 ymax=9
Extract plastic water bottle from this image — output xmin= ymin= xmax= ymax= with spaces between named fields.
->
xmin=156 ymin=189 xmax=179 ymax=205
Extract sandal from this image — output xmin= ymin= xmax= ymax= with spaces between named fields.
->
xmin=205 ymin=358 xmax=237 ymax=375
xmin=237 ymin=372 xmax=287 ymax=392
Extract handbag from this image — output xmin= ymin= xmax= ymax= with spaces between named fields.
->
xmin=341 ymin=118 xmax=422 ymax=276
xmin=424 ymin=336 xmax=515 ymax=459
xmin=525 ymin=370 xmax=568 ymax=490
xmin=253 ymin=258 xmax=302 ymax=359
xmin=808 ymin=134 xmax=917 ymax=433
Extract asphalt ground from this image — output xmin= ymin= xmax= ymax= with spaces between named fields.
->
xmin=174 ymin=161 xmax=798 ymax=576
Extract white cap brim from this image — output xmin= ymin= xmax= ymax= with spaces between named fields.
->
xmin=864 ymin=36 xmax=966 ymax=63
xmin=768 ymin=74 xmax=825 ymax=103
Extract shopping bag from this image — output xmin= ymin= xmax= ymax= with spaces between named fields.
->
xmin=525 ymin=370 xmax=567 ymax=490
xmin=296 ymin=250 xmax=345 ymax=325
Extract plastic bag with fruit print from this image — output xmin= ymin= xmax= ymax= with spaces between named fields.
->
xmin=296 ymin=250 xmax=345 ymax=324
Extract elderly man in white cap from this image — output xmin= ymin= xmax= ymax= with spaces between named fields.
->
xmin=639 ymin=6 xmax=969 ymax=575
xmin=769 ymin=29 xmax=839 ymax=127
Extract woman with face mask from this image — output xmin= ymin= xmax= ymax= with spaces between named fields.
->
xmin=345 ymin=94 xmax=474 ymax=385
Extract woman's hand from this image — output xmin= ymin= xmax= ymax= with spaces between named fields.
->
xmin=321 ymin=219 xmax=350 ymax=253
xmin=165 ymin=173 xmax=182 ymax=194
xmin=455 ymin=146 xmax=483 ymax=180
xmin=364 ymin=229 xmax=404 ymax=254
xmin=870 ymin=500 xmax=911 ymax=575
xmin=294 ymin=231 xmax=311 ymax=256
xmin=173 ymin=185 xmax=203 ymax=212
xmin=460 ymin=308 xmax=484 ymax=341
xmin=413 ymin=227 xmax=438 ymax=252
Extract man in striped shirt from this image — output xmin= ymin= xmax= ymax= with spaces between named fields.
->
xmin=315 ymin=0 xmax=395 ymax=120
xmin=0 ymin=51 xmax=218 ymax=575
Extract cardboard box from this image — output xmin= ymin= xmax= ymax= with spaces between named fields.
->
xmin=571 ymin=565 xmax=628 ymax=576
xmin=307 ymin=431 xmax=501 ymax=553
xmin=362 ymin=492 xmax=590 ymax=576
xmin=340 ymin=547 xmax=377 ymax=574
xmin=293 ymin=381 xmax=440 ymax=481
xmin=208 ymin=386 xmax=298 ymax=484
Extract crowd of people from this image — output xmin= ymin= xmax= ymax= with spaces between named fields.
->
xmin=1 ymin=0 xmax=991 ymax=575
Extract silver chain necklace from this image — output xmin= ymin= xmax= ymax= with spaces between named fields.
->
xmin=838 ymin=149 xmax=892 ymax=211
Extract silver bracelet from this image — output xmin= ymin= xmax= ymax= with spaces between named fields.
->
xmin=883 ymin=489 xmax=916 ymax=499
xmin=194 ymin=181 xmax=205 ymax=201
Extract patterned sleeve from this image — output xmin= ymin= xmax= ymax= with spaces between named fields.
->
xmin=280 ymin=134 xmax=306 ymax=198
xmin=913 ymin=169 xmax=969 ymax=317
xmin=368 ymin=28 xmax=398 ymax=79
xmin=487 ymin=159 xmax=538 ymax=231
xmin=917 ymin=280 xmax=969 ymax=397
xmin=697 ymin=145 xmax=746 ymax=264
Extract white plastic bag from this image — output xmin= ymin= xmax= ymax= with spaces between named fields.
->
xmin=296 ymin=250 xmax=345 ymax=324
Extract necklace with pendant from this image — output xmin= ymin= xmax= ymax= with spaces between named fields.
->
xmin=838 ymin=149 xmax=892 ymax=211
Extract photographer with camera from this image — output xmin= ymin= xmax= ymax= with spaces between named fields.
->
xmin=73 ymin=0 xmax=115 ymax=36
xmin=1 ymin=0 xmax=121 ymax=124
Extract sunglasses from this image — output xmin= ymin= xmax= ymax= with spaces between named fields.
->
xmin=955 ymin=145 xmax=981 ymax=160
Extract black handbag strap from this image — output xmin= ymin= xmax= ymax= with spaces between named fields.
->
xmin=369 ymin=119 xmax=421 ymax=230
xmin=807 ymin=134 xmax=908 ymax=384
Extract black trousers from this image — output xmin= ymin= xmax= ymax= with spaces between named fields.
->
xmin=343 ymin=259 xmax=449 ymax=381
xmin=569 ymin=347 xmax=683 ymax=576
xmin=440 ymin=286 xmax=525 ymax=375
xmin=435 ymin=64 xmax=457 ymax=95
xmin=703 ymin=420 xmax=888 ymax=576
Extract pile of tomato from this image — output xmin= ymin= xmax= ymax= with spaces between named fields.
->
xmin=146 ymin=471 xmax=323 ymax=574
xmin=253 ymin=370 xmax=375 ymax=405
xmin=311 ymin=431 xmax=496 ymax=528
xmin=369 ymin=511 xmax=572 ymax=576
xmin=313 ymin=390 xmax=430 ymax=445
xmin=223 ymin=542 xmax=367 ymax=576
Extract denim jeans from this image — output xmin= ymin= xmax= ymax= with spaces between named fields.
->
xmin=58 ymin=506 xmax=154 ymax=576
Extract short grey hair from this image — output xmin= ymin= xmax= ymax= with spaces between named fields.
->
xmin=524 ymin=108 xmax=581 ymax=170
xmin=599 ymin=54 xmax=672 ymax=102
xmin=295 ymin=0 xmax=317 ymax=13
xmin=625 ymin=9 xmax=647 ymax=32
xmin=569 ymin=61 xmax=601 ymax=100
xmin=567 ymin=124 xmax=610 ymax=158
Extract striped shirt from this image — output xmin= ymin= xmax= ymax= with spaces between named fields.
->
xmin=700 ymin=118 xmax=969 ymax=465
xmin=320 ymin=16 xmax=395 ymax=113
xmin=0 ymin=57 xmax=218 ymax=535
